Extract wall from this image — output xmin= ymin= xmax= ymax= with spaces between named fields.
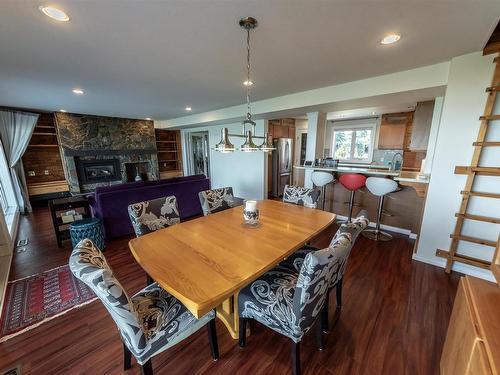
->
xmin=55 ymin=113 xmax=159 ymax=192
xmin=181 ymin=120 xmax=267 ymax=200
xmin=415 ymin=52 xmax=499 ymax=281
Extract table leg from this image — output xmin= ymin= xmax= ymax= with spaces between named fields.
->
xmin=216 ymin=291 xmax=250 ymax=339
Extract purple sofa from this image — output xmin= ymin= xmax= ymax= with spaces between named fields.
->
xmin=88 ymin=174 xmax=210 ymax=239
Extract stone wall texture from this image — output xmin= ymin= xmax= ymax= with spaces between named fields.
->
xmin=54 ymin=113 xmax=159 ymax=192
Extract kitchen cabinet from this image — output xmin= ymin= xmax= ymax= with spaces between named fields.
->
xmin=410 ymin=100 xmax=435 ymax=150
xmin=378 ymin=113 xmax=408 ymax=149
xmin=441 ymin=276 xmax=500 ymax=375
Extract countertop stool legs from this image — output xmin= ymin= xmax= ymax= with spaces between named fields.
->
xmin=362 ymin=177 xmax=399 ymax=241
xmin=338 ymin=174 xmax=367 ymax=224
xmin=311 ymin=171 xmax=335 ymax=211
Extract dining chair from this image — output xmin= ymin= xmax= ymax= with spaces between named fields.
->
xmin=238 ymin=233 xmax=353 ymax=375
xmin=128 ymin=195 xmax=181 ymax=237
xmin=128 ymin=195 xmax=181 ymax=285
xmin=278 ymin=210 xmax=369 ymax=332
xmin=282 ymin=184 xmax=321 ymax=208
xmin=198 ymin=186 xmax=235 ymax=216
xmin=69 ymin=239 xmax=219 ymax=375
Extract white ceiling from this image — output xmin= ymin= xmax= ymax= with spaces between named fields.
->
xmin=0 ymin=1 xmax=498 ymax=120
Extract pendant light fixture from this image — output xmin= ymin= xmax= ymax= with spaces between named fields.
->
xmin=213 ymin=17 xmax=275 ymax=153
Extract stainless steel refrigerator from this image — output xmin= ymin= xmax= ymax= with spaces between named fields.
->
xmin=271 ymin=138 xmax=293 ymax=197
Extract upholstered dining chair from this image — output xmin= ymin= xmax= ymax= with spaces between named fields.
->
xmin=128 ymin=195 xmax=181 ymax=285
xmin=69 ymin=239 xmax=219 ymax=375
xmin=282 ymin=184 xmax=321 ymax=208
xmin=198 ymin=186 xmax=235 ymax=216
xmin=278 ymin=210 xmax=369 ymax=333
xmin=128 ymin=195 xmax=180 ymax=237
xmin=238 ymin=233 xmax=353 ymax=375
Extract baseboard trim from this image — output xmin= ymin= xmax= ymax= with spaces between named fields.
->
xmin=335 ymin=214 xmax=418 ymax=238
xmin=412 ymin=253 xmax=496 ymax=282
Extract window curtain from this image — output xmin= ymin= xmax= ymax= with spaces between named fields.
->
xmin=0 ymin=110 xmax=39 ymax=213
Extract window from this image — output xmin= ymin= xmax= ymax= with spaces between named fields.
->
xmin=0 ymin=181 xmax=7 ymax=213
xmin=332 ymin=125 xmax=375 ymax=162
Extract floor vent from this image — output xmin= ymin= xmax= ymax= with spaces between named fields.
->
xmin=16 ymin=239 xmax=28 ymax=247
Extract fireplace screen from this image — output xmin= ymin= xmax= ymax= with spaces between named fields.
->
xmin=76 ymin=159 xmax=121 ymax=185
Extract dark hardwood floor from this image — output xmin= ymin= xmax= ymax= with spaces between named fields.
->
xmin=0 ymin=207 xmax=460 ymax=375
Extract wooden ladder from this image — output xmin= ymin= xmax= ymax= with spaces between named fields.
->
xmin=436 ymin=55 xmax=500 ymax=273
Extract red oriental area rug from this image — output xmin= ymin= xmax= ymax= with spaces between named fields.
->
xmin=0 ymin=265 xmax=96 ymax=342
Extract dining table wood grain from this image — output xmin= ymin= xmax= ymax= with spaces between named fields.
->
xmin=129 ymin=199 xmax=336 ymax=338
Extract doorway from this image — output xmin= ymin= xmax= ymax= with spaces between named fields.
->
xmin=187 ymin=132 xmax=210 ymax=178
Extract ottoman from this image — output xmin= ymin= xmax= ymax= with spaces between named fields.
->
xmin=70 ymin=218 xmax=105 ymax=250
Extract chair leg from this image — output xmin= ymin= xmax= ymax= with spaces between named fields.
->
xmin=207 ymin=319 xmax=219 ymax=361
xmin=123 ymin=342 xmax=132 ymax=370
xmin=316 ymin=319 xmax=324 ymax=351
xmin=336 ymin=278 xmax=343 ymax=309
xmin=291 ymin=341 xmax=301 ymax=375
xmin=321 ymin=289 xmax=330 ymax=333
xmin=140 ymin=360 xmax=153 ymax=375
xmin=239 ymin=317 xmax=247 ymax=348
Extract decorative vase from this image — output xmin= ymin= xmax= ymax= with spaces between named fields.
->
xmin=243 ymin=200 xmax=259 ymax=226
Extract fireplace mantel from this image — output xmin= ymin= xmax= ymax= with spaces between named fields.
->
xmin=63 ymin=147 xmax=157 ymax=157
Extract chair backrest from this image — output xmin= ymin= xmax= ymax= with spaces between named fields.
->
xmin=283 ymin=185 xmax=320 ymax=208
xmin=128 ymin=195 xmax=180 ymax=237
xmin=69 ymin=239 xmax=146 ymax=357
xmin=198 ymin=187 xmax=235 ymax=216
xmin=328 ymin=210 xmax=369 ymax=286
xmin=293 ymin=233 xmax=353 ymax=334
xmin=311 ymin=171 xmax=334 ymax=187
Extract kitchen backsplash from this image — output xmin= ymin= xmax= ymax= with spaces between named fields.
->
xmin=372 ymin=149 xmax=404 ymax=166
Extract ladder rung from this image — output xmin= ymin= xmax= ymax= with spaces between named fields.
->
xmin=450 ymin=234 xmax=497 ymax=247
xmin=436 ymin=249 xmax=491 ymax=269
xmin=480 ymin=115 xmax=500 ymax=121
xmin=455 ymin=213 xmax=500 ymax=224
xmin=461 ymin=190 xmax=500 ymax=199
xmin=455 ymin=166 xmax=500 ymax=176
xmin=473 ymin=141 xmax=500 ymax=147
xmin=486 ymin=86 xmax=500 ymax=93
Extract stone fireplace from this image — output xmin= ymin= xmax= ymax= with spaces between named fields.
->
xmin=54 ymin=113 xmax=159 ymax=193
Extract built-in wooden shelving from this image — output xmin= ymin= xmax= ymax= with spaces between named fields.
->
xmin=155 ymin=129 xmax=183 ymax=178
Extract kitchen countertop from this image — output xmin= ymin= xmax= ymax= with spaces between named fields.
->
xmin=293 ymin=165 xmax=429 ymax=184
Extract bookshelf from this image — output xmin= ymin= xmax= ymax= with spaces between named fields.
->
xmin=155 ymin=129 xmax=183 ymax=179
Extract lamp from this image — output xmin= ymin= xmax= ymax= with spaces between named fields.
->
xmin=214 ymin=128 xmax=235 ymax=153
xmin=213 ymin=17 xmax=275 ymax=153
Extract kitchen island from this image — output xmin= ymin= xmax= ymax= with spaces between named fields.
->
xmin=293 ymin=165 xmax=430 ymax=242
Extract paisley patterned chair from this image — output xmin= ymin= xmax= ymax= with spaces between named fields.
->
xmin=198 ymin=187 xmax=235 ymax=216
xmin=282 ymin=185 xmax=321 ymax=208
xmin=69 ymin=239 xmax=219 ymax=375
xmin=278 ymin=210 xmax=369 ymax=332
xmin=238 ymin=234 xmax=353 ymax=375
xmin=128 ymin=195 xmax=180 ymax=237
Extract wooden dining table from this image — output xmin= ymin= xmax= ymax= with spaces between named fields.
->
xmin=129 ymin=199 xmax=336 ymax=339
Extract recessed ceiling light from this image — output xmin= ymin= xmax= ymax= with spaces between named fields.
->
xmin=72 ymin=88 xmax=84 ymax=95
xmin=39 ymin=6 xmax=70 ymax=22
xmin=145 ymin=117 xmax=152 ymax=121
xmin=60 ymin=109 xmax=67 ymax=112
xmin=243 ymin=80 xmax=253 ymax=86
xmin=380 ymin=34 xmax=401 ymax=45
xmin=185 ymin=107 xmax=192 ymax=111
xmin=371 ymin=111 xmax=376 ymax=115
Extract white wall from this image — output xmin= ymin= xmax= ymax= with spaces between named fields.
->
xmin=415 ymin=52 xmax=499 ymax=281
xmin=181 ymin=120 xmax=267 ymax=200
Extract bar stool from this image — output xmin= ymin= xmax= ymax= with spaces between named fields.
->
xmin=311 ymin=171 xmax=335 ymax=211
xmin=338 ymin=174 xmax=367 ymax=223
xmin=362 ymin=177 xmax=398 ymax=241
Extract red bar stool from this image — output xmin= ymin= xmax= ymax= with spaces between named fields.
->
xmin=338 ymin=174 xmax=367 ymax=223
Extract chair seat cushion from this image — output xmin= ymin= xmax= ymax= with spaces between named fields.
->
xmin=239 ymin=267 xmax=302 ymax=341
xmin=131 ymin=283 xmax=215 ymax=364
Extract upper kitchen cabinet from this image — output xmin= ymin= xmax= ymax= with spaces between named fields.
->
xmin=410 ymin=100 xmax=435 ymax=151
xmin=378 ymin=112 xmax=410 ymax=149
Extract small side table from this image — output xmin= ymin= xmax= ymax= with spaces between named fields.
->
xmin=70 ymin=218 xmax=105 ymax=251
xmin=49 ymin=196 xmax=91 ymax=247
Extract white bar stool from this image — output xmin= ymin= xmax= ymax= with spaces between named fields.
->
xmin=311 ymin=171 xmax=335 ymax=211
xmin=362 ymin=177 xmax=398 ymax=241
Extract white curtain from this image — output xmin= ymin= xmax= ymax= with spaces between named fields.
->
xmin=0 ymin=110 xmax=39 ymax=213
